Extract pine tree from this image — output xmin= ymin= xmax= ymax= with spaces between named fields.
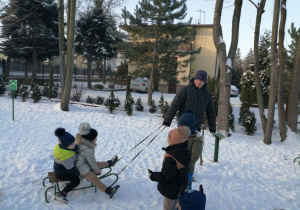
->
xmin=162 ymin=101 xmax=170 ymax=118
xmin=95 ymin=96 xmax=105 ymax=105
xmin=158 ymin=94 xmax=165 ymax=113
xmin=18 ymin=84 xmax=29 ymax=102
xmin=125 ymin=93 xmax=135 ymax=116
xmin=121 ymin=0 xmax=199 ymax=103
xmin=0 ymin=0 xmax=59 ymax=78
xmin=30 ymin=80 xmax=42 ymax=103
xmin=86 ymin=95 xmax=95 ymax=104
xmin=52 ymin=83 xmax=59 ymax=98
xmin=42 ymin=82 xmax=49 ymax=97
xmin=105 ymin=91 xmax=119 ymax=114
xmin=149 ymin=99 xmax=157 ymax=113
xmin=0 ymin=78 xmax=6 ymax=96
xmin=135 ymin=97 xmax=144 ymax=111
xmin=76 ymin=5 xmax=117 ymax=88
xmin=239 ymin=101 xmax=257 ymax=135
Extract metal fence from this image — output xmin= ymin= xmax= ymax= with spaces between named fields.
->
xmin=1 ymin=61 xmax=283 ymax=133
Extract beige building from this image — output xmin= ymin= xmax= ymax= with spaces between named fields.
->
xmin=125 ymin=24 xmax=217 ymax=93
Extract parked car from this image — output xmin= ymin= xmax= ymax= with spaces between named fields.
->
xmin=230 ymin=85 xmax=239 ymax=97
xmin=130 ymin=77 xmax=153 ymax=93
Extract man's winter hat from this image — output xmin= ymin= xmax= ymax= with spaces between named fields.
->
xmin=167 ymin=126 xmax=191 ymax=146
xmin=78 ymin=122 xmax=98 ymax=141
xmin=178 ymin=190 xmax=206 ymax=210
xmin=178 ymin=108 xmax=197 ymax=134
xmin=194 ymin=70 xmax=207 ymax=83
xmin=55 ymin=128 xmax=75 ymax=149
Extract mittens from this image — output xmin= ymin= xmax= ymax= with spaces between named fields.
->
xmin=148 ymin=169 xmax=154 ymax=181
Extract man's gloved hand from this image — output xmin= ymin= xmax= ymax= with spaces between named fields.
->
xmin=163 ymin=121 xmax=170 ymax=127
xmin=148 ymin=169 xmax=154 ymax=181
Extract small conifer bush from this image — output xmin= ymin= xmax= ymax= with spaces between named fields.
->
xmin=30 ymin=80 xmax=42 ymax=103
xmin=135 ymin=97 xmax=144 ymax=111
xmin=149 ymin=99 xmax=157 ymax=113
xmin=125 ymin=93 xmax=135 ymax=116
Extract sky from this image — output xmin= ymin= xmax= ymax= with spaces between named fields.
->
xmin=0 ymin=82 xmax=300 ymax=209
xmin=116 ymin=0 xmax=300 ymax=58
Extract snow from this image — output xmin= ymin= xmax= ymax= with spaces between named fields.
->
xmin=0 ymin=89 xmax=300 ymax=210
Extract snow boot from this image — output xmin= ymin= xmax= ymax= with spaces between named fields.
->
xmin=105 ymin=185 xmax=120 ymax=199
xmin=108 ymin=155 xmax=118 ymax=167
xmin=54 ymin=191 xmax=68 ymax=204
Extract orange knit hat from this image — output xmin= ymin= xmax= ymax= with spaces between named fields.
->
xmin=167 ymin=126 xmax=191 ymax=146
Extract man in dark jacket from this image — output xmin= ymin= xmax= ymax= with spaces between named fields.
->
xmin=163 ymin=70 xmax=216 ymax=134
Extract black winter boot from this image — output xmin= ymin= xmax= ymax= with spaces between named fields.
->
xmin=105 ymin=185 xmax=120 ymax=198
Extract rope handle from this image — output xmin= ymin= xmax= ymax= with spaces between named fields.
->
xmin=117 ymin=126 xmax=166 ymax=175
xmin=117 ymin=125 xmax=163 ymax=162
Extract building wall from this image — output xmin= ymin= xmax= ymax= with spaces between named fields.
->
xmin=126 ymin=24 xmax=217 ymax=93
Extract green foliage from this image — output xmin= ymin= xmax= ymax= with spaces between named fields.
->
xmin=75 ymin=6 xmax=117 ymax=61
xmin=125 ymin=93 xmax=135 ymax=116
xmin=121 ymin=0 xmax=199 ymax=83
xmin=287 ymin=23 xmax=300 ymax=70
xmin=135 ymin=97 xmax=144 ymax=112
xmin=18 ymin=84 xmax=29 ymax=102
xmin=1 ymin=0 xmax=59 ymax=61
xmin=30 ymin=80 xmax=42 ymax=103
xmin=41 ymin=82 xmax=59 ymax=99
xmin=149 ymin=99 xmax=157 ymax=114
xmin=0 ymin=78 xmax=6 ymax=96
xmin=158 ymin=93 xmax=165 ymax=113
xmin=239 ymin=102 xmax=257 ymax=135
xmin=207 ymin=75 xmax=219 ymax=115
xmin=105 ymin=91 xmax=120 ymax=114
xmin=86 ymin=95 xmax=96 ymax=104
xmin=161 ymin=101 xmax=170 ymax=118
xmin=42 ymin=82 xmax=49 ymax=97
xmin=52 ymin=83 xmax=59 ymax=98
xmin=95 ymin=96 xmax=105 ymax=105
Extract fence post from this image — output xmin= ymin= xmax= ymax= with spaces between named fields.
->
xmin=213 ymin=133 xmax=225 ymax=162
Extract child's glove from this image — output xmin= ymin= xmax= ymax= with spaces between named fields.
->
xmin=148 ymin=169 xmax=154 ymax=181
xmin=96 ymin=169 xmax=102 ymax=175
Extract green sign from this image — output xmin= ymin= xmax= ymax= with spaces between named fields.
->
xmin=9 ymin=80 xmax=17 ymax=90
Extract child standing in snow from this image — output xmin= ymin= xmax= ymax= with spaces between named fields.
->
xmin=148 ymin=126 xmax=191 ymax=210
xmin=177 ymin=108 xmax=200 ymax=190
xmin=53 ymin=128 xmax=80 ymax=203
xmin=75 ymin=122 xmax=119 ymax=198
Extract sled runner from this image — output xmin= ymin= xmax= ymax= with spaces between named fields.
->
xmin=43 ymin=166 xmax=118 ymax=203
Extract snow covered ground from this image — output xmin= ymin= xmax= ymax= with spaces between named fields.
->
xmin=0 ymin=87 xmax=300 ymax=210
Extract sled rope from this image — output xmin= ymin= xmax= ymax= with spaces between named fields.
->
xmin=117 ymin=126 xmax=166 ymax=175
xmin=118 ymin=125 xmax=163 ymax=162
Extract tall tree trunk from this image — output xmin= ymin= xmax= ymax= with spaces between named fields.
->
xmin=61 ymin=0 xmax=76 ymax=111
xmin=148 ymin=35 xmax=158 ymax=105
xmin=32 ymin=52 xmax=38 ymax=79
xmin=213 ymin=0 xmax=242 ymax=133
xmin=250 ymin=0 xmax=267 ymax=133
xmin=58 ymin=0 xmax=65 ymax=100
xmin=263 ymin=0 xmax=280 ymax=145
xmin=87 ymin=57 xmax=92 ymax=88
xmin=278 ymin=0 xmax=287 ymax=141
xmin=6 ymin=57 xmax=11 ymax=78
xmin=24 ymin=61 xmax=28 ymax=81
xmin=103 ymin=59 xmax=106 ymax=84
xmin=286 ymin=22 xmax=300 ymax=132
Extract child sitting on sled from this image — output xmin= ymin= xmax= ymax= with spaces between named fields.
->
xmin=53 ymin=128 xmax=80 ymax=203
xmin=75 ymin=122 xmax=119 ymax=198
xmin=148 ymin=126 xmax=191 ymax=210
